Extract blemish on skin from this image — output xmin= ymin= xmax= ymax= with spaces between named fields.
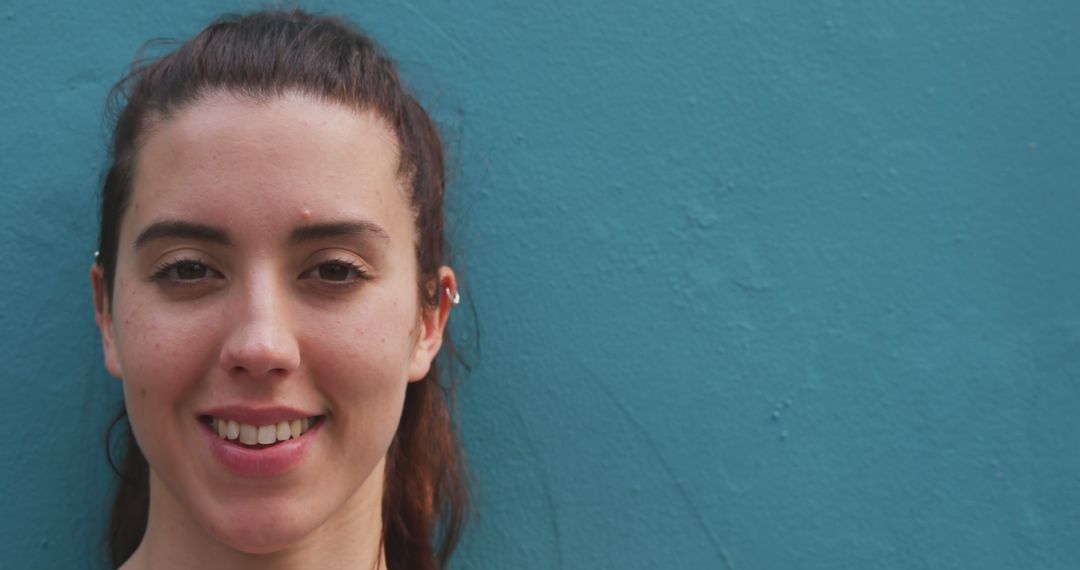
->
xmin=299 ymin=207 xmax=313 ymax=220
xmin=139 ymin=387 xmax=147 ymax=400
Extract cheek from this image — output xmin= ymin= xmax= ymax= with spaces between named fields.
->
xmin=303 ymin=292 xmax=417 ymax=423
xmin=114 ymin=303 xmax=214 ymax=474
xmin=113 ymin=286 xmax=221 ymax=409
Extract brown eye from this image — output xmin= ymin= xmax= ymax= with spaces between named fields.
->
xmin=317 ymin=263 xmax=351 ymax=281
xmin=301 ymin=258 xmax=370 ymax=287
xmin=175 ymin=262 xmax=208 ymax=280
xmin=151 ymin=259 xmax=221 ymax=286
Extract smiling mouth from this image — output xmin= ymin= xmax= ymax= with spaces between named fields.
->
xmin=200 ymin=415 xmax=323 ymax=449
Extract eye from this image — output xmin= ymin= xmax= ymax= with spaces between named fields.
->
xmin=303 ymin=259 xmax=371 ymax=285
xmin=175 ymin=261 xmax=209 ymax=280
xmin=152 ymin=259 xmax=222 ymax=282
xmin=318 ymin=262 xmax=351 ymax=282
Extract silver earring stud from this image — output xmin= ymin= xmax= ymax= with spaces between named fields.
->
xmin=445 ymin=286 xmax=460 ymax=306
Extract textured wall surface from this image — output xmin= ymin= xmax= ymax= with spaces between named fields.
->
xmin=2 ymin=1 xmax=1078 ymax=568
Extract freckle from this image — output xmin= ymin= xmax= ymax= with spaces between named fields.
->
xmin=139 ymin=387 xmax=147 ymax=400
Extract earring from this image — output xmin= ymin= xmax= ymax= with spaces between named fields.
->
xmin=445 ymin=286 xmax=460 ymax=306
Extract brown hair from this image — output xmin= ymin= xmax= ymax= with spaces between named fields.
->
xmin=97 ymin=9 xmax=467 ymax=569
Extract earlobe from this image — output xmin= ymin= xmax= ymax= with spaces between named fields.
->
xmin=90 ymin=264 xmax=124 ymax=379
xmin=406 ymin=267 xmax=456 ymax=382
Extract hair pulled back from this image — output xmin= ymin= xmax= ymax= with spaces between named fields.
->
xmin=97 ymin=10 xmax=467 ymax=569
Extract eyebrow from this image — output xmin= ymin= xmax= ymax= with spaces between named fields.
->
xmin=132 ymin=218 xmax=390 ymax=250
xmin=288 ymin=220 xmax=390 ymax=244
xmin=134 ymin=220 xmax=231 ymax=249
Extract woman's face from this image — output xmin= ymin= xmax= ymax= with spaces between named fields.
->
xmin=92 ymin=92 xmax=449 ymax=553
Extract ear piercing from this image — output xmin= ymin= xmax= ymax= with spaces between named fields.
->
xmin=445 ymin=286 xmax=460 ymax=306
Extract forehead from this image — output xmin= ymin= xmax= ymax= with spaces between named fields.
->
xmin=127 ymin=92 xmax=408 ymax=243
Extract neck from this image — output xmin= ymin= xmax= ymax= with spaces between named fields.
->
xmin=121 ymin=459 xmax=387 ymax=570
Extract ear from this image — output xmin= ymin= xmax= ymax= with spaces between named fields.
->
xmin=90 ymin=264 xmax=124 ymax=379
xmin=407 ymin=267 xmax=456 ymax=382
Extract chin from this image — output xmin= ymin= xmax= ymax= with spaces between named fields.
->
xmin=207 ymin=514 xmax=317 ymax=555
xmin=195 ymin=495 xmax=328 ymax=555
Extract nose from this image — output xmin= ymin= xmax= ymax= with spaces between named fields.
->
xmin=218 ymin=276 xmax=301 ymax=379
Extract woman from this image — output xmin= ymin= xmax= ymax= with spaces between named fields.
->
xmin=90 ymin=9 xmax=468 ymax=569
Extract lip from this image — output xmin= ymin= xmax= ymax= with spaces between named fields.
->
xmin=200 ymin=405 xmax=320 ymax=425
xmin=201 ymin=416 xmax=322 ymax=477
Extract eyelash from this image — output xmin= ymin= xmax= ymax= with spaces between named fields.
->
xmin=151 ymin=257 xmax=218 ymax=284
xmin=150 ymin=257 xmax=371 ymax=287
xmin=302 ymin=257 xmax=372 ymax=287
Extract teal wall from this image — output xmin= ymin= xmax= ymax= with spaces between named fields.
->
xmin=2 ymin=1 xmax=1078 ymax=568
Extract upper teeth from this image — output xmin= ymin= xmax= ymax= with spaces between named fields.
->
xmin=214 ymin=417 xmax=315 ymax=445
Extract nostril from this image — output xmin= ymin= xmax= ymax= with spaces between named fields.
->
xmin=220 ymin=333 xmax=301 ymax=378
xmin=227 ymin=364 xmax=292 ymax=378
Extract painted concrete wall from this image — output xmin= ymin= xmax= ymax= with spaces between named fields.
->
xmin=2 ymin=1 xmax=1078 ymax=568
